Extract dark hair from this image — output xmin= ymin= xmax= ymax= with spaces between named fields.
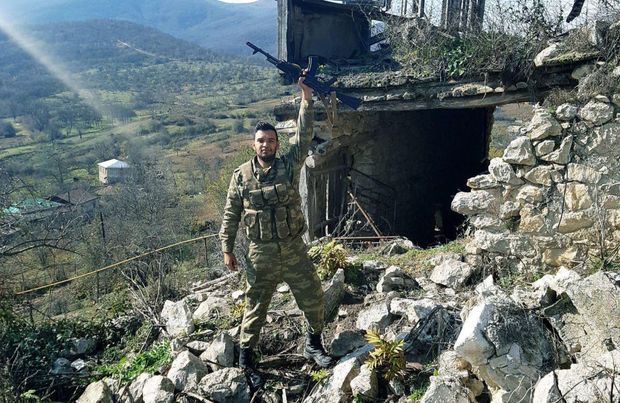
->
xmin=254 ymin=121 xmax=278 ymax=139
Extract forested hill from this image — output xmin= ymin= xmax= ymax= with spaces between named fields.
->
xmin=0 ymin=19 xmax=273 ymax=118
xmin=0 ymin=0 xmax=276 ymax=54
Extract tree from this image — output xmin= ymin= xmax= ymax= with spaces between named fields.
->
xmin=0 ymin=122 xmax=16 ymax=138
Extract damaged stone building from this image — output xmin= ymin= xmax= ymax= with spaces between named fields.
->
xmin=274 ymin=0 xmax=594 ymax=246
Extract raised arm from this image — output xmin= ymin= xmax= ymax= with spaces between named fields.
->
xmin=284 ymin=77 xmax=314 ymax=181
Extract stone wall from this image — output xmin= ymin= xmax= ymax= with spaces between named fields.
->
xmin=452 ymin=70 xmax=620 ymax=271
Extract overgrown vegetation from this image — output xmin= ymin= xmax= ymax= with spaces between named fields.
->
xmin=365 ymin=329 xmax=406 ymax=382
xmin=385 ymin=0 xmax=566 ymax=81
xmin=95 ymin=340 xmax=172 ymax=383
xmin=308 ymin=240 xmax=350 ymax=280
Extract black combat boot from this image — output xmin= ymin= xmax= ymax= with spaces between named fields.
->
xmin=304 ymin=332 xmax=333 ymax=367
xmin=239 ymin=347 xmax=264 ymax=390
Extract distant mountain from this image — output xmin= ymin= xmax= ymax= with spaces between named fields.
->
xmin=0 ymin=0 xmax=276 ymax=54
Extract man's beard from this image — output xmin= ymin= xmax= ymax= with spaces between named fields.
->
xmin=259 ymin=153 xmax=276 ymax=164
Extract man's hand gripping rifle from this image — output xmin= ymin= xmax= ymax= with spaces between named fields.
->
xmin=246 ymin=42 xmax=361 ymax=110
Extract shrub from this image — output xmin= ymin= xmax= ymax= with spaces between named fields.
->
xmin=95 ymin=340 xmax=171 ymax=383
xmin=365 ymin=328 xmax=405 ymax=381
xmin=308 ymin=240 xmax=349 ymax=280
xmin=0 ymin=122 xmax=16 ymax=138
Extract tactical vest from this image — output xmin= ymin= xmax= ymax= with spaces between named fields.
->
xmin=238 ymin=159 xmax=306 ymax=241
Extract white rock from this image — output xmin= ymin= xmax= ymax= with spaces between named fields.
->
xmin=578 ymin=100 xmax=614 ymax=125
xmin=192 ymin=296 xmax=229 ymax=321
xmin=128 ymin=373 xmax=150 ymax=402
xmin=523 ymin=166 xmax=555 ymax=186
xmin=516 ymin=185 xmax=544 ymax=204
xmin=467 ymin=174 xmax=498 ymax=189
xmin=430 ymin=260 xmax=475 ymax=289
xmin=350 ymin=365 xmax=378 ymax=399
xmin=489 ymin=158 xmax=524 ymax=184
xmin=540 ymin=136 xmax=573 ymax=164
xmin=198 ymin=368 xmax=250 ymax=402
xmin=142 ymin=376 xmax=174 ymax=403
xmin=451 ymin=190 xmax=500 ymax=215
xmin=389 ymin=298 xmax=441 ymax=323
xmin=557 ymin=211 xmax=594 ymax=233
xmin=161 ymin=300 xmax=194 ymax=338
xmin=534 ymin=140 xmax=556 ymax=156
xmin=231 ymin=290 xmax=245 ymax=301
xmin=324 ymin=268 xmax=346 ymax=318
xmin=330 ymin=330 xmax=367 ymax=357
xmin=533 ymin=44 xmax=559 ymax=67
xmin=557 ymin=182 xmax=593 ymax=211
xmin=567 ymin=163 xmax=601 ymax=184
xmin=555 ymin=104 xmax=578 ymax=121
xmin=277 ymin=284 xmax=290 ymax=293
xmin=499 ymin=201 xmax=521 ymax=219
xmin=77 ymin=381 xmax=113 ymax=403
xmin=186 ymin=340 xmax=210 ymax=355
xmin=200 ymin=332 xmax=235 ymax=371
xmin=532 ymin=267 xmax=581 ymax=295
xmin=527 ymin=111 xmax=562 ymax=140
xmin=587 ymin=122 xmax=620 ymax=154
xmin=454 ymin=303 xmax=496 ymax=365
xmin=166 ymin=351 xmax=209 ymax=392
xmin=356 ymin=301 xmax=392 ymax=332
xmin=502 ymin=138 xmax=537 ymax=166
xmin=420 ymin=375 xmax=473 ymax=403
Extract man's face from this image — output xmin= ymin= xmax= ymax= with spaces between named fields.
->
xmin=254 ymin=130 xmax=279 ymax=162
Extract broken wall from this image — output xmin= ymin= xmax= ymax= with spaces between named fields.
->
xmin=452 ymin=67 xmax=620 ymax=271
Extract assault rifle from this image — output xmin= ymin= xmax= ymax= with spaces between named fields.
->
xmin=246 ymin=42 xmax=361 ymax=110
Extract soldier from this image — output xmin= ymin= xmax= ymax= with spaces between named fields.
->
xmin=219 ymin=76 xmax=332 ymax=386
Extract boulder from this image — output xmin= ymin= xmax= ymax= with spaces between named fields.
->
xmin=376 ymin=266 xmax=418 ymax=293
xmin=499 ymin=201 xmax=521 ymax=219
xmin=77 ymin=381 xmax=113 ymax=403
xmin=430 ymin=260 xmax=475 ymax=289
xmin=533 ymin=351 xmax=620 ymax=402
xmin=518 ymin=206 xmax=546 ymax=233
xmin=330 ymin=330 xmax=367 ymax=358
xmin=420 ymin=375 xmax=474 ymax=403
xmin=540 ymin=135 xmax=573 ymax=164
xmin=527 ymin=111 xmax=562 ymax=140
xmin=71 ymin=359 xmax=88 ymax=372
xmin=349 ymin=364 xmax=378 ymax=399
xmin=142 ymin=376 xmax=174 ymax=403
xmin=516 ymin=185 xmax=544 ymax=204
xmin=587 ymin=123 xmax=620 ymax=154
xmin=198 ymin=368 xmax=250 ymax=403
xmin=304 ymin=346 xmax=372 ymax=402
xmin=533 ymin=44 xmax=559 ymax=67
xmin=454 ymin=296 xmax=559 ymax=403
xmin=186 ymin=340 xmax=210 ymax=355
xmin=70 ymin=338 xmax=97 ymax=357
xmin=167 ymin=351 xmax=209 ymax=392
xmin=451 ymin=190 xmax=500 ymax=216
xmin=379 ymin=238 xmax=415 ymax=255
xmin=555 ymin=104 xmax=578 ymax=121
xmin=356 ymin=301 xmax=392 ymax=332
xmin=200 ymin=332 xmax=235 ymax=371
xmin=578 ymin=99 xmax=614 ymax=125
xmin=557 ymin=211 xmax=594 ymax=233
xmin=534 ymin=140 xmax=556 ymax=156
xmin=324 ymin=268 xmax=345 ymax=319
xmin=567 ymin=163 xmax=601 ymax=184
xmin=523 ymin=166 xmax=555 ymax=186
xmin=389 ymin=298 xmax=441 ymax=323
xmin=466 ymin=174 xmax=498 ymax=189
xmin=488 ymin=158 xmax=522 ymax=185
xmin=533 ymin=267 xmax=581 ymax=295
xmin=161 ymin=300 xmax=194 ymax=338
xmin=502 ymin=138 xmax=536 ymax=166
xmin=557 ymin=182 xmax=593 ymax=211
xmin=128 ymin=372 xmax=150 ymax=402
xmin=192 ymin=296 xmax=229 ymax=321
xmin=231 ymin=290 xmax=245 ymax=301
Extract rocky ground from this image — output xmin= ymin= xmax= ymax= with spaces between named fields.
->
xmin=72 ymin=236 xmax=620 ymax=402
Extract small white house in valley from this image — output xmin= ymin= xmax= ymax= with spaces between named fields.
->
xmin=97 ymin=159 xmax=130 ymax=184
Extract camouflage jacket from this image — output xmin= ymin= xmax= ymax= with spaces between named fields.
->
xmin=219 ymin=99 xmax=314 ymax=253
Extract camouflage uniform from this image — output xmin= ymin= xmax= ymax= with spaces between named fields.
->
xmin=219 ymin=100 xmax=324 ymax=349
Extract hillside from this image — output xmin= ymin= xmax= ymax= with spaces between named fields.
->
xmin=0 ymin=0 xmax=276 ymax=54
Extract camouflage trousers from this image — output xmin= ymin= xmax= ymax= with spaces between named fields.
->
xmin=240 ymin=235 xmax=324 ymax=348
